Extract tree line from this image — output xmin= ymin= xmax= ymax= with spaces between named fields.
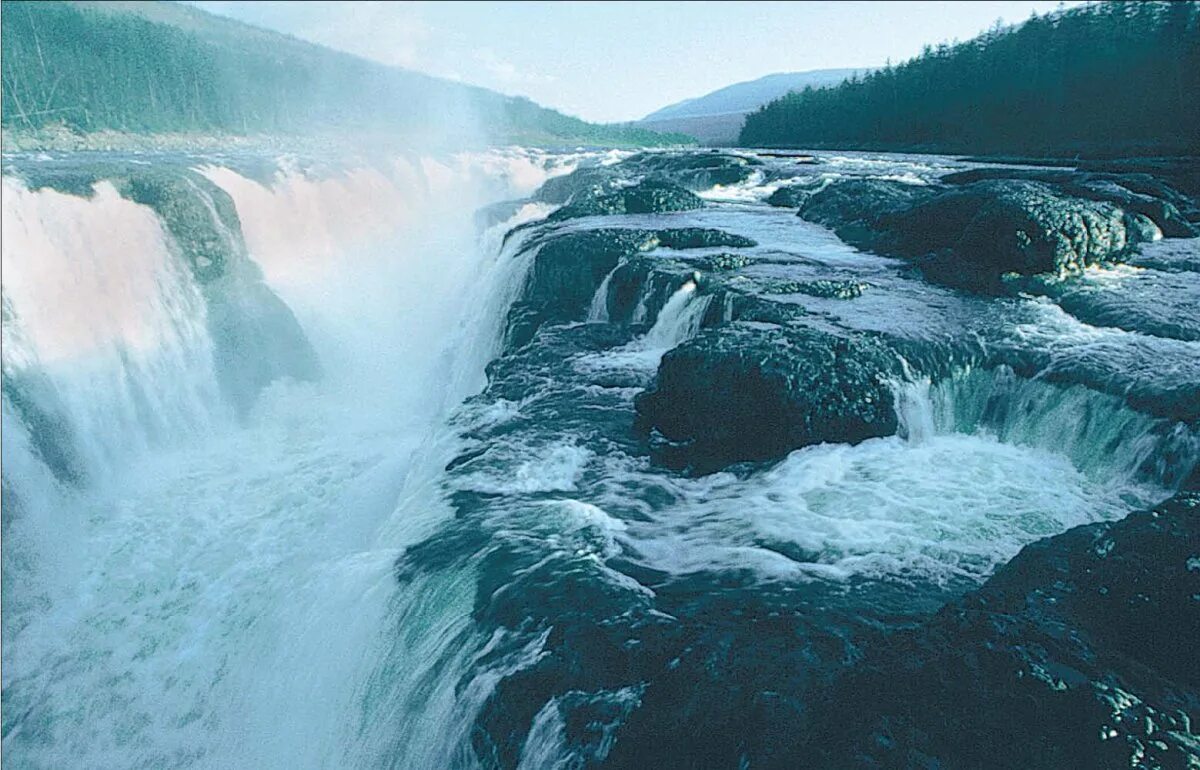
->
xmin=739 ymin=1 xmax=1199 ymax=157
xmin=0 ymin=1 xmax=686 ymax=147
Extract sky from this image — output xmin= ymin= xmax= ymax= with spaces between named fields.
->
xmin=187 ymin=1 xmax=1082 ymax=123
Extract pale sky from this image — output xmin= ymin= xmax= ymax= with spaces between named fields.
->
xmin=187 ymin=1 xmax=1082 ymax=123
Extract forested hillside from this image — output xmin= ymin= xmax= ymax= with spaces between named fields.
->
xmin=0 ymin=0 xmax=687 ymax=147
xmin=740 ymin=1 xmax=1199 ymax=156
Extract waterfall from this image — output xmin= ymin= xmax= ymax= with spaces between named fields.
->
xmin=641 ymin=278 xmax=711 ymax=350
xmin=586 ymin=264 xmax=620 ymax=322
xmin=891 ymin=366 xmax=1197 ymax=492
xmin=0 ymin=148 xmax=565 ymax=770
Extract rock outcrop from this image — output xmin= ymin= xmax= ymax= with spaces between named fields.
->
xmin=635 ymin=324 xmax=900 ymax=471
xmin=808 ymin=490 xmax=1200 ymax=770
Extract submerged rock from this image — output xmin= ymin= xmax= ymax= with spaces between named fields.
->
xmin=635 ymin=324 xmax=900 ymax=471
xmin=808 ymin=490 xmax=1200 ymax=770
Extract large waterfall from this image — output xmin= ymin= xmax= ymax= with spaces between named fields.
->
xmin=0 ymin=148 xmax=574 ymax=769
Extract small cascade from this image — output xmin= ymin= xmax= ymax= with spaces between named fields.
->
xmin=889 ymin=365 xmax=1197 ymax=491
xmin=587 ymin=264 xmax=620 ymax=322
xmin=641 ymin=278 xmax=711 ymax=350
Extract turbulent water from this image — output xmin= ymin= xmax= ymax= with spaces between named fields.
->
xmin=1 ymin=148 xmax=1195 ymax=769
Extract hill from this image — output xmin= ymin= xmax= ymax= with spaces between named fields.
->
xmin=0 ymin=0 xmax=689 ymax=148
xmin=637 ymin=69 xmax=860 ymax=145
xmin=739 ymin=1 xmax=1199 ymax=157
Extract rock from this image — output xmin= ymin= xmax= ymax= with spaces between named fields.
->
xmin=697 ymin=252 xmax=757 ymax=271
xmin=549 ymin=179 xmax=705 ymax=222
xmin=766 ymin=184 xmax=816 ymax=208
xmin=942 ymin=168 xmax=1197 ymax=238
xmin=882 ymin=180 xmax=1157 ymax=291
xmin=807 ymin=490 xmax=1200 ymax=769
xmin=763 ymin=279 xmax=868 ymax=299
xmin=655 ymin=228 xmax=756 ymax=249
xmin=635 ymin=324 xmax=900 ymax=471
xmin=505 ymin=229 xmax=660 ymax=348
xmin=798 ymin=178 xmax=932 ymax=245
xmin=536 ymin=166 xmax=622 ymax=205
xmin=622 ymin=151 xmax=762 ymax=190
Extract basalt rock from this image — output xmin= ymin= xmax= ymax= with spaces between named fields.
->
xmin=549 ymin=179 xmax=705 ymax=223
xmin=796 ymin=177 xmax=1170 ymax=292
xmin=808 ymin=490 xmax=1200 ymax=770
xmin=635 ymin=324 xmax=900 ymax=471
xmin=505 ymin=229 xmax=660 ymax=349
xmin=621 ymin=151 xmax=763 ymax=190
xmin=942 ymin=168 xmax=1197 ymax=238
xmin=655 ymin=228 xmax=757 ymax=250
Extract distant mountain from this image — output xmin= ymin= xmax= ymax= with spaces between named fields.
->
xmin=0 ymin=0 xmax=689 ymax=148
xmin=637 ymin=69 xmax=862 ymax=145
xmin=740 ymin=2 xmax=1199 ymax=157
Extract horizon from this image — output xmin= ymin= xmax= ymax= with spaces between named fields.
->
xmin=185 ymin=0 xmax=1083 ymax=123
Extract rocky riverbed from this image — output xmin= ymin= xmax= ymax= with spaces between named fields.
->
xmin=395 ymin=149 xmax=1199 ymax=768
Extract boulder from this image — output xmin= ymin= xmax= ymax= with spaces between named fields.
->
xmin=882 ymin=180 xmax=1157 ymax=291
xmin=635 ymin=324 xmax=900 ymax=471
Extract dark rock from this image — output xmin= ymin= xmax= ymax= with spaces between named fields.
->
xmin=942 ymin=168 xmax=1197 ymax=238
xmin=622 ymin=151 xmax=762 ymax=190
xmin=655 ymin=228 xmax=757 ymax=250
xmin=549 ymin=179 xmax=705 ymax=222
xmin=763 ymin=279 xmax=868 ymax=300
xmin=766 ymin=184 xmax=816 ymax=208
xmin=808 ymin=490 xmax=1200 ymax=770
xmin=798 ymin=178 xmax=932 ymax=245
xmin=883 ymin=180 xmax=1157 ymax=291
xmin=505 ymin=229 xmax=659 ymax=348
xmin=696 ymin=252 xmax=757 ymax=271
xmin=635 ymin=324 xmax=901 ymax=471
xmin=536 ymin=166 xmax=622 ymax=205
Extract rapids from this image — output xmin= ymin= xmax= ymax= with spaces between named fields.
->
xmin=2 ymin=147 xmax=1196 ymax=769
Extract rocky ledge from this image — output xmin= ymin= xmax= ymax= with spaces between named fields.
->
xmin=808 ymin=489 xmax=1200 ymax=770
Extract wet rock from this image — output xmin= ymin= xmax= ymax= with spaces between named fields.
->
xmin=655 ymin=228 xmax=757 ymax=250
xmin=765 ymin=184 xmax=816 ymax=208
xmin=635 ymin=324 xmax=901 ymax=471
xmin=548 ymin=179 xmax=705 ymax=223
xmin=622 ymin=151 xmax=762 ymax=190
xmin=763 ymin=279 xmax=868 ymax=300
xmin=798 ymin=178 xmax=932 ymax=246
xmin=883 ymin=180 xmax=1157 ymax=291
xmin=808 ymin=490 xmax=1200 ymax=770
xmin=942 ymin=168 xmax=1197 ymax=238
xmin=536 ymin=166 xmax=623 ymax=205
xmin=696 ymin=252 xmax=757 ymax=271
xmin=505 ymin=229 xmax=660 ymax=349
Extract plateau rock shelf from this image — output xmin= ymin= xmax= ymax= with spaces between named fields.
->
xmin=2 ymin=147 xmax=1198 ymax=770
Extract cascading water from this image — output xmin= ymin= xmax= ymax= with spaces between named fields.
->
xmin=5 ymin=144 xmax=1196 ymax=770
xmin=640 ymin=279 xmax=710 ymax=351
xmin=0 ymin=148 xmax=572 ymax=769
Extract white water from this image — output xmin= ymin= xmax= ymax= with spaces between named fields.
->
xmin=641 ymin=279 xmax=709 ymax=350
xmin=586 ymin=265 xmax=619 ymax=322
xmin=594 ymin=368 xmax=1170 ymax=591
xmin=1 ymin=149 xmax=567 ymax=769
